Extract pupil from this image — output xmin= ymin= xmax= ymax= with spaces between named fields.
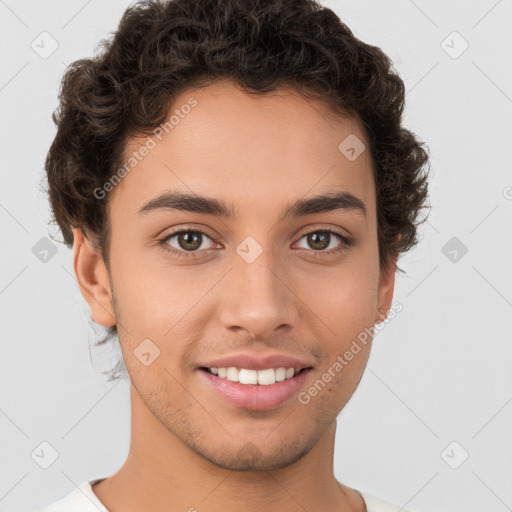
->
xmin=180 ymin=232 xmax=201 ymax=251
xmin=309 ymin=232 xmax=329 ymax=250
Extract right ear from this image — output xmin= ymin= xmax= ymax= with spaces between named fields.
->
xmin=72 ymin=227 xmax=116 ymax=328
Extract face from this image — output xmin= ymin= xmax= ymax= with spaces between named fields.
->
xmin=75 ymin=79 xmax=396 ymax=471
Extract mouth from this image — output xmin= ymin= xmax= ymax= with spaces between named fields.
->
xmin=198 ymin=366 xmax=313 ymax=410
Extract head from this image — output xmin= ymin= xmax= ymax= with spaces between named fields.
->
xmin=44 ymin=0 xmax=430 ymax=471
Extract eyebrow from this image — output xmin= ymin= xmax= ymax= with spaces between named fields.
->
xmin=137 ymin=190 xmax=367 ymax=220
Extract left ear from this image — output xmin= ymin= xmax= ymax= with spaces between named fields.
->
xmin=375 ymin=254 xmax=397 ymax=324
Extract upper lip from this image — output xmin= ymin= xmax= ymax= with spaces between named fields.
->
xmin=199 ymin=352 xmax=314 ymax=371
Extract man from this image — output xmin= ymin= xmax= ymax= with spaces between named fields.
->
xmin=40 ymin=0 xmax=431 ymax=510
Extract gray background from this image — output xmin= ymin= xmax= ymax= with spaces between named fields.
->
xmin=1 ymin=0 xmax=511 ymax=511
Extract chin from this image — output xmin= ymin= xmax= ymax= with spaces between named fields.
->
xmin=193 ymin=439 xmax=313 ymax=472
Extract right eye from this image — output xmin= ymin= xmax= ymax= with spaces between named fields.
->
xmin=158 ymin=228 xmax=219 ymax=259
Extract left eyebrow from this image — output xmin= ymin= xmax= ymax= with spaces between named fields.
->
xmin=137 ymin=190 xmax=367 ymax=220
xmin=280 ymin=190 xmax=367 ymax=219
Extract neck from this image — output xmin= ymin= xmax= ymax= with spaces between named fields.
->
xmin=92 ymin=383 xmax=366 ymax=512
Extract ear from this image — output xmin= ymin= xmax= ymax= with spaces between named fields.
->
xmin=375 ymin=254 xmax=397 ymax=324
xmin=72 ymin=227 xmax=116 ymax=328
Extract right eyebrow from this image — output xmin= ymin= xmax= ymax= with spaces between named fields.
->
xmin=137 ymin=191 xmax=238 ymax=219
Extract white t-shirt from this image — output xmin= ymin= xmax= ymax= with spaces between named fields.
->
xmin=37 ymin=477 xmax=416 ymax=512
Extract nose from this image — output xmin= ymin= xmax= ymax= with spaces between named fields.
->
xmin=218 ymin=250 xmax=299 ymax=340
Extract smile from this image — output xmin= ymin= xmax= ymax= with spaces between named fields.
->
xmin=199 ymin=366 xmax=312 ymax=410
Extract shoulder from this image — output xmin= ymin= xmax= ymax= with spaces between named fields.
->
xmin=358 ymin=490 xmax=418 ymax=512
xmin=37 ymin=479 xmax=109 ymax=512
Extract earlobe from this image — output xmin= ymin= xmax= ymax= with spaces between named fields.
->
xmin=72 ymin=227 xmax=116 ymax=328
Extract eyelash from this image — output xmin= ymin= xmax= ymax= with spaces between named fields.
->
xmin=157 ymin=227 xmax=351 ymax=259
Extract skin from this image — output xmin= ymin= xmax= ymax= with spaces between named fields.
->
xmin=73 ymin=79 xmax=397 ymax=512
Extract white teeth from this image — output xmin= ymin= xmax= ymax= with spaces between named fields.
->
xmin=226 ymin=367 xmax=239 ymax=382
xmin=257 ymin=368 xmax=276 ymax=385
xmin=275 ymin=367 xmax=286 ymax=382
xmin=238 ymin=369 xmax=258 ymax=385
xmin=208 ymin=366 xmax=298 ymax=385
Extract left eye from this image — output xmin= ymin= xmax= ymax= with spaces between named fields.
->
xmin=295 ymin=230 xmax=349 ymax=252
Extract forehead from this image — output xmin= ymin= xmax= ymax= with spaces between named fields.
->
xmin=111 ymin=80 xmax=375 ymax=221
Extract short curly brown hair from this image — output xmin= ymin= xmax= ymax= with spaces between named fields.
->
xmin=44 ymin=0 xmax=430 ymax=380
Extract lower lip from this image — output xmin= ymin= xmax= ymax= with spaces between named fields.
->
xmin=198 ymin=368 xmax=312 ymax=410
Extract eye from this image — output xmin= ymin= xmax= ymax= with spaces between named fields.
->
xmin=295 ymin=229 xmax=350 ymax=254
xmin=158 ymin=227 xmax=351 ymax=259
xmin=158 ymin=228 xmax=217 ymax=258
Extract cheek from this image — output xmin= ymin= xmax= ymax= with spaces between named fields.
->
xmin=108 ymin=238 xmax=193 ymax=327
xmin=295 ymin=255 xmax=378 ymax=383
xmin=303 ymin=263 xmax=378 ymax=332
xmin=116 ymin=273 xmax=194 ymax=336
xmin=110 ymin=259 xmax=216 ymax=374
